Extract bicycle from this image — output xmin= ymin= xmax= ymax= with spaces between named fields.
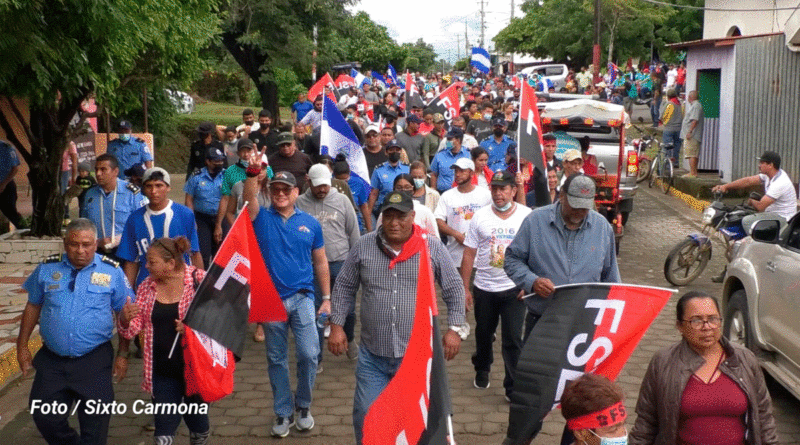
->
xmin=648 ymin=140 xmax=674 ymax=194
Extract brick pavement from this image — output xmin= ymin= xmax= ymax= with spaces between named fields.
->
xmin=0 ymin=184 xmax=799 ymax=444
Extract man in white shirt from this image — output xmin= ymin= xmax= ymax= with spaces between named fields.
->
xmin=712 ymin=151 xmax=797 ymax=221
xmin=460 ymin=169 xmax=531 ymax=398
xmin=338 ymin=87 xmax=359 ymax=111
xmin=434 ymin=158 xmax=492 ymax=266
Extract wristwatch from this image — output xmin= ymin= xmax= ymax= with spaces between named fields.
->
xmin=321 ymin=295 xmax=331 ymax=301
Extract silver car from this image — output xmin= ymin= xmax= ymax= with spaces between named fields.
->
xmin=722 ymin=214 xmax=800 ymax=400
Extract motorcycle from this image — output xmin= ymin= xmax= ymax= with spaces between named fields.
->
xmin=629 ymin=125 xmax=655 ymax=183
xmin=663 ymin=193 xmax=758 ymax=286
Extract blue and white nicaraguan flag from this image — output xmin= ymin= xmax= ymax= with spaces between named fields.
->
xmin=471 ymin=47 xmax=491 ymax=73
xmin=320 ymin=96 xmax=371 ymax=192
xmin=387 ymin=63 xmax=398 ymax=85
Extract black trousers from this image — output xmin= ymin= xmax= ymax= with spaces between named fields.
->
xmin=29 ymin=341 xmax=114 ymax=445
xmin=0 ymin=180 xmax=23 ymax=228
xmin=194 ymin=211 xmax=221 ymax=269
xmin=471 ymin=286 xmax=525 ymax=394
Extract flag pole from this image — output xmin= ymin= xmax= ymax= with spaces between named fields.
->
xmin=168 ymin=203 xmax=252 ymax=359
xmin=516 ymin=81 xmax=523 ymax=174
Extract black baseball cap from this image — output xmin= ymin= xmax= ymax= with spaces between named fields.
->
xmin=491 ymin=117 xmax=507 ymax=127
xmin=445 ymin=127 xmax=464 ymax=139
xmin=206 ymin=147 xmax=225 ymax=160
xmin=276 ymin=132 xmax=294 ymax=146
xmin=757 ymin=151 xmax=781 ymax=167
xmin=490 ymin=169 xmax=515 ymax=186
xmin=237 ymin=138 xmax=255 ymax=151
xmin=196 ymin=121 xmax=215 ymax=135
xmin=117 ymin=120 xmax=132 ymax=131
xmin=270 ymin=171 xmax=297 ymax=188
xmin=380 ymin=191 xmax=413 ymax=214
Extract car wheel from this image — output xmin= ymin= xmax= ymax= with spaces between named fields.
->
xmin=724 ymin=289 xmax=754 ymax=351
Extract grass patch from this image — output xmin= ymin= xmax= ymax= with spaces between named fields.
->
xmin=156 ymin=101 xmax=291 ymax=174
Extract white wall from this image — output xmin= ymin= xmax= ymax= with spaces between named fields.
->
xmin=685 ymin=45 xmax=736 ymax=181
xmin=704 ymin=0 xmax=797 ymax=39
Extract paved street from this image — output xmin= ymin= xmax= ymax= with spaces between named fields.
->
xmin=0 ymin=184 xmax=798 ymax=444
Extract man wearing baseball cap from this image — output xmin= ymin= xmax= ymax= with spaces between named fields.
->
xmin=559 ymin=149 xmax=584 ymax=191
xmin=362 ymin=124 xmax=387 ymax=178
xmin=106 ymin=119 xmax=153 ymax=179
xmin=368 ymin=138 xmax=409 ymax=222
xmin=421 ymin=113 xmax=447 ymax=169
xmin=434 ymin=157 xmax=492 ymax=265
xmin=394 ymin=113 xmax=424 ymax=164
xmin=430 ymin=127 xmax=470 ymax=194
xmin=187 ymin=121 xmax=224 ymax=176
xmin=328 ymin=190 xmax=465 ymax=444
xmin=502 ymin=173 xmax=619 ymax=445
xmin=117 ymin=167 xmax=202 ymax=288
xmin=480 ymin=117 xmax=517 ymax=171
xmin=242 ymin=162 xmax=331 ymax=437
xmin=184 ymin=147 xmax=227 ymax=267
xmin=712 ymin=150 xmax=797 ymax=221
xmin=268 ymin=132 xmax=313 ymax=191
xmin=461 ymin=169 xmax=532 ymax=396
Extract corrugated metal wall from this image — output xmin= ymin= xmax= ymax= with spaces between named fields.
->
xmin=700 ymin=118 xmax=720 ymax=170
xmin=733 ymin=34 xmax=800 ymax=183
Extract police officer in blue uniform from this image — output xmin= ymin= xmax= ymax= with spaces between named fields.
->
xmin=17 ymin=218 xmax=133 ymax=445
xmin=81 ymin=154 xmax=144 ymax=260
xmin=367 ymin=138 xmax=409 ymax=224
xmin=106 ymin=120 xmax=153 ymax=179
xmin=184 ymin=147 xmax=226 ymax=268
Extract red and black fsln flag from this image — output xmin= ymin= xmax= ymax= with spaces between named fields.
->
xmin=183 ymin=207 xmax=286 ymax=359
xmin=517 ymin=79 xmax=551 ymax=206
xmin=505 ymin=283 xmax=672 ymax=445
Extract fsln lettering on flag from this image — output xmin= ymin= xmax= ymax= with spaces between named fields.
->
xmin=505 ymin=283 xmax=673 ymax=445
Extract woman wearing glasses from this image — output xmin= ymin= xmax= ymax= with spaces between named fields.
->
xmin=630 ymin=291 xmax=778 ymax=445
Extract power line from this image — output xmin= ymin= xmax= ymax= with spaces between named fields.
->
xmin=636 ymin=0 xmax=800 ymax=11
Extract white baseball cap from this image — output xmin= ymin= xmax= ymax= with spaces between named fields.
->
xmin=450 ymin=158 xmax=475 ymax=172
xmin=307 ymin=163 xmax=332 ymax=187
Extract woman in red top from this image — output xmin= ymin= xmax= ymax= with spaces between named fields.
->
xmin=631 ymin=292 xmax=778 ymax=445
xmin=119 ymin=237 xmax=210 ymax=445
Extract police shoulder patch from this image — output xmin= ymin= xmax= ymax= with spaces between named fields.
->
xmin=44 ymin=254 xmax=61 ymax=264
xmin=189 ymin=169 xmax=201 ymax=178
xmin=101 ymin=255 xmax=120 ymax=268
xmin=126 ymin=182 xmax=140 ymax=194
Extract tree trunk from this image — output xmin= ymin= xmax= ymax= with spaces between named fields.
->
xmin=27 ymin=108 xmax=69 ymax=237
xmin=257 ymin=80 xmax=280 ymax=126
xmin=221 ymin=31 xmax=281 ymax=127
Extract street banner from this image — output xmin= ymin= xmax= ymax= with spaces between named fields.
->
xmin=362 ymin=234 xmax=453 ymax=445
xmin=471 ymin=47 xmax=491 ymax=74
xmin=308 ymin=73 xmax=337 ymax=102
xmin=320 ymin=96 xmax=371 ymax=195
xmin=505 ymin=283 xmax=674 ymax=445
xmin=183 ymin=325 xmax=235 ymax=402
xmin=335 ymin=73 xmax=357 ymax=89
xmin=517 ymin=80 xmax=550 ymax=206
xmin=423 ymin=82 xmax=465 ymax=128
xmin=183 ymin=207 xmax=286 ymax=358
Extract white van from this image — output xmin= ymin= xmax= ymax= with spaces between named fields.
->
xmin=519 ymin=64 xmax=569 ymax=90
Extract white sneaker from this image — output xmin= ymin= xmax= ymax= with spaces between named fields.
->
xmin=296 ymin=408 xmax=315 ymax=431
xmin=271 ymin=416 xmax=295 ymax=437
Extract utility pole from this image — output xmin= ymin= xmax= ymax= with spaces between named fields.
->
xmin=479 ymin=0 xmax=486 ymax=48
xmin=593 ymin=0 xmax=601 ymax=83
xmin=511 ymin=0 xmax=514 ymax=19
xmin=457 ymin=35 xmax=461 ymax=60
xmin=510 ymin=0 xmax=515 ymax=73
xmin=312 ymin=25 xmax=318 ymax=82
xmin=465 ymin=20 xmax=470 ymax=57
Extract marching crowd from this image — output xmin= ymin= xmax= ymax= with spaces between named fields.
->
xmin=12 ymin=68 xmax=781 ymax=445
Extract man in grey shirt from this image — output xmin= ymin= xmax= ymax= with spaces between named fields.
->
xmin=680 ymin=90 xmax=704 ymax=178
xmin=296 ymin=164 xmax=361 ymax=368
xmin=504 ymin=173 xmax=620 ymax=341
xmin=328 ymin=191 xmax=465 ymax=445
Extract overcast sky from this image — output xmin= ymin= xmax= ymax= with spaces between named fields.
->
xmin=347 ymin=0 xmax=524 ymax=62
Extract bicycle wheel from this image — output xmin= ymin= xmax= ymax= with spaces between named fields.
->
xmin=660 ymin=158 xmax=674 ymax=194
xmin=648 ymin=155 xmax=659 ymax=188
xmin=637 ymin=157 xmax=652 ymax=183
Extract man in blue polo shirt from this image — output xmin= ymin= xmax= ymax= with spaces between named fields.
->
xmin=430 ymin=127 xmax=470 ymax=193
xmin=291 ymin=92 xmax=314 ymax=124
xmin=117 ymin=167 xmax=202 ymax=289
xmin=367 ymin=139 xmax=409 ymax=223
xmin=184 ymin=147 xmax=226 ymax=268
xmin=243 ymin=166 xmax=330 ymax=438
xmin=480 ymin=118 xmax=517 ymax=171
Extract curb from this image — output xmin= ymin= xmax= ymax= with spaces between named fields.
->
xmin=655 ymin=177 xmax=711 ymax=213
xmin=0 ymin=334 xmax=42 ymax=391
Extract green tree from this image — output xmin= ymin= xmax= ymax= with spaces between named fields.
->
xmin=336 ymin=12 xmax=407 ymax=71
xmin=494 ymin=0 xmax=680 ymax=68
xmin=402 ymin=39 xmax=438 ymax=73
xmin=220 ymin=0 xmax=354 ymax=122
xmin=0 ymin=0 xmax=218 ymax=236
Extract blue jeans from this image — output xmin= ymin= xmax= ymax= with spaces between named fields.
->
xmin=264 ymin=292 xmax=320 ymax=417
xmin=314 ymin=261 xmax=355 ymax=363
xmin=152 ymin=373 xmax=209 ymax=437
xmin=662 ymin=130 xmax=682 ymax=165
xmin=352 ymin=347 xmax=403 ymax=445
